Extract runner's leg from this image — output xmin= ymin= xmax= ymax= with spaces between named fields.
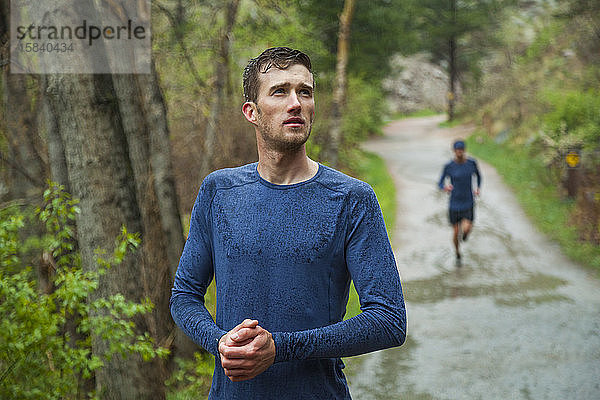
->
xmin=453 ymin=223 xmax=461 ymax=258
xmin=462 ymin=219 xmax=472 ymax=241
xmin=461 ymin=208 xmax=474 ymax=241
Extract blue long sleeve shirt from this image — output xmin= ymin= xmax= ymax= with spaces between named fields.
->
xmin=170 ymin=162 xmax=406 ymax=399
xmin=438 ymin=158 xmax=482 ymax=211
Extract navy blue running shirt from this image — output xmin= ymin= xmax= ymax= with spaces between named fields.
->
xmin=438 ymin=158 xmax=482 ymax=211
xmin=170 ymin=162 xmax=406 ymax=399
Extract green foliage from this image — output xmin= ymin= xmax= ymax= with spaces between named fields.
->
xmin=0 ymin=206 xmax=24 ymax=273
xmin=438 ymin=118 xmax=464 ymax=129
xmin=540 ymin=88 xmax=600 ymax=151
xmin=298 ymin=0 xmax=419 ymax=82
xmin=166 ymin=352 xmax=214 ymax=400
xmin=416 ymin=0 xmax=515 ymax=84
xmin=36 ymin=182 xmax=81 ymax=269
xmin=342 ymin=76 xmax=386 ymax=142
xmin=349 ymin=0 xmax=420 ymax=81
xmin=0 ymin=183 xmax=167 ymax=400
xmin=523 ymin=21 xmax=563 ymax=61
xmin=460 ymin=0 xmax=600 ymax=264
xmin=464 ymin=1 xmax=600 ymax=150
xmin=390 ymin=109 xmax=441 ymax=121
xmin=348 ymin=150 xmax=396 ymax=237
xmin=233 ymin=0 xmax=330 ymax=79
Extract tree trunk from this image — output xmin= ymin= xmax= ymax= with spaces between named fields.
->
xmin=99 ymin=0 xmax=190 ymax=362
xmin=45 ymin=68 xmax=166 ymax=399
xmin=448 ymin=35 xmax=457 ymax=121
xmin=2 ymin=1 xmax=42 ymax=198
xmin=112 ymin=72 xmax=175 ymax=369
xmin=154 ymin=0 xmax=206 ymax=92
xmin=140 ymin=61 xmax=198 ymax=360
xmin=1 ymin=70 xmax=46 ymax=199
xmin=1 ymin=0 xmax=47 ymax=202
xmin=112 ymin=67 xmax=196 ymax=364
xmin=0 ymin=0 xmax=7 ymax=40
xmin=201 ymin=0 xmax=240 ymax=174
xmin=447 ymin=0 xmax=457 ymax=121
xmin=327 ymin=0 xmax=355 ymax=167
xmin=139 ymin=60 xmax=185 ymax=277
xmin=42 ymin=84 xmax=70 ymax=190
xmin=39 ymin=2 xmax=166 ymax=396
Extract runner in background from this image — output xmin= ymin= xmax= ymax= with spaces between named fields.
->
xmin=438 ymin=140 xmax=482 ymax=263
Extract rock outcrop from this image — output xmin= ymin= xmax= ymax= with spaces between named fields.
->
xmin=383 ymin=53 xmax=452 ymax=115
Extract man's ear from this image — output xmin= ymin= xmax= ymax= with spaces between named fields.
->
xmin=242 ymin=102 xmax=258 ymax=125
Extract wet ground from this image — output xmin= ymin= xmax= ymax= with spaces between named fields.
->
xmin=345 ymin=116 xmax=600 ymax=399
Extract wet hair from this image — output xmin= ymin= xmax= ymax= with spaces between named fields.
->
xmin=243 ymin=47 xmax=313 ymax=103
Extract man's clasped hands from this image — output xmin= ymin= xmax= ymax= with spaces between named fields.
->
xmin=218 ymin=319 xmax=276 ymax=382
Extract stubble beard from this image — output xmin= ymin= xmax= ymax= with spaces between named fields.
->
xmin=256 ymin=112 xmax=313 ymax=154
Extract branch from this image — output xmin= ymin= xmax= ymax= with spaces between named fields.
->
xmin=0 ymin=151 xmax=46 ymax=187
xmin=153 ymin=1 xmax=207 ymax=92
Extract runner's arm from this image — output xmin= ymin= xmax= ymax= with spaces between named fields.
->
xmin=473 ymin=159 xmax=482 ymax=195
xmin=474 ymin=160 xmax=482 ymax=189
xmin=271 ymin=184 xmax=406 ymax=361
xmin=170 ymin=180 xmax=227 ymax=356
xmin=438 ymin=164 xmax=449 ymax=190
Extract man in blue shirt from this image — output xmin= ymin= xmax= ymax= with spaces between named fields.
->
xmin=170 ymin=47 xmax=406 ymax=399
xmin=438 ymin=140 xmax=482 ymax=261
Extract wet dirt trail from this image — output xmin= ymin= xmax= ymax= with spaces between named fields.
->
xmin=345 ymin=115 xmax=600 ymax=400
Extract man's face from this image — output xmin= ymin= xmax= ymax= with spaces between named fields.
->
xmin=245 ymin=64 xmax=315 ymax=153
xmin=454 ymin=148 xmax=465 ymax=160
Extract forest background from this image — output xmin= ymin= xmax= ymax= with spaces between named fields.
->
xmin=0 ymin=0 xmax=598 ymax=399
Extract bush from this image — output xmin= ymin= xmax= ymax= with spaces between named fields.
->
xmin=541 ymin=88 xmax=600 ymax=151
xmin=342 ymin=76 xmax=387 ymax=144
xmin=0 ymin=183 xmax=167 ymax=400
xmin=166 ymin=352 xmax=214 ymax=400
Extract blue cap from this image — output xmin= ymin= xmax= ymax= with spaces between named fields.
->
xmin=453 ymin=140 xmax=465 ymax=150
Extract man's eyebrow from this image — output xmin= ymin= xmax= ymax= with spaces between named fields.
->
xmin=268 ymin=82 xmax=314 ymax=92
xmin=299 ymin=83 xmax=314 ymax=91
xmin=268 ymin=82 xmax=289 ymax=92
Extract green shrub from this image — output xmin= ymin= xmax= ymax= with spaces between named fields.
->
xmin=540 ymin=88 xmax=600 ymax=151
xmin=0 ymin=183 xmax=167 ymax=400
xmin=166 ymin=352 xmax=214 ymax=400
xmin=523 ymin=21 xmax=564 ymax=62
xmin=342 ymin=76 xmax=386 ymax=144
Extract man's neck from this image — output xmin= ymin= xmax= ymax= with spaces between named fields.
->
xmin=257 ymin=147 xmax=319 ymax=185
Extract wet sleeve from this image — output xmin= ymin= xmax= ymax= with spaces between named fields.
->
xmin=438 ymin=164 xmax=449 ymax=189
xmin=271 ymin=184 xmax=406 ymax=362
xmin=170 ymin=180 xmax=226 ymax=356
xmin=473 ymin=160 xmax=482 ymax=188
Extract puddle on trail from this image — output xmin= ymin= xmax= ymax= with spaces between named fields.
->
xmin=402 ymin=269 xmax=569 ymax=307
xmin=346 ymin=336 xmax=435 ymax=400
xmin=345 ymin=267 xmax=571 ymax=399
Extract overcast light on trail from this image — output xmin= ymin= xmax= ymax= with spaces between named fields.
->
xmin=346 ymin=115 xmax=600 ymax=400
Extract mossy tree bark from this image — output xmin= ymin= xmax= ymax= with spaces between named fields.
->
xmin=326 ymin=0 xmax=355 ymax=167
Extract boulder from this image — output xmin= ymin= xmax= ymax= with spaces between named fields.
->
xmin=383 ymin=53 xmax=454 ymax=115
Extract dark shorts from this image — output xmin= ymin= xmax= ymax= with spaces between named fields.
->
xmin=449 ymin=207 xmax=474 ymax=225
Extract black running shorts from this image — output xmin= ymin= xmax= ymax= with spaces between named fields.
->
xmin=449 ymin=207 xmax=474 ymax=225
